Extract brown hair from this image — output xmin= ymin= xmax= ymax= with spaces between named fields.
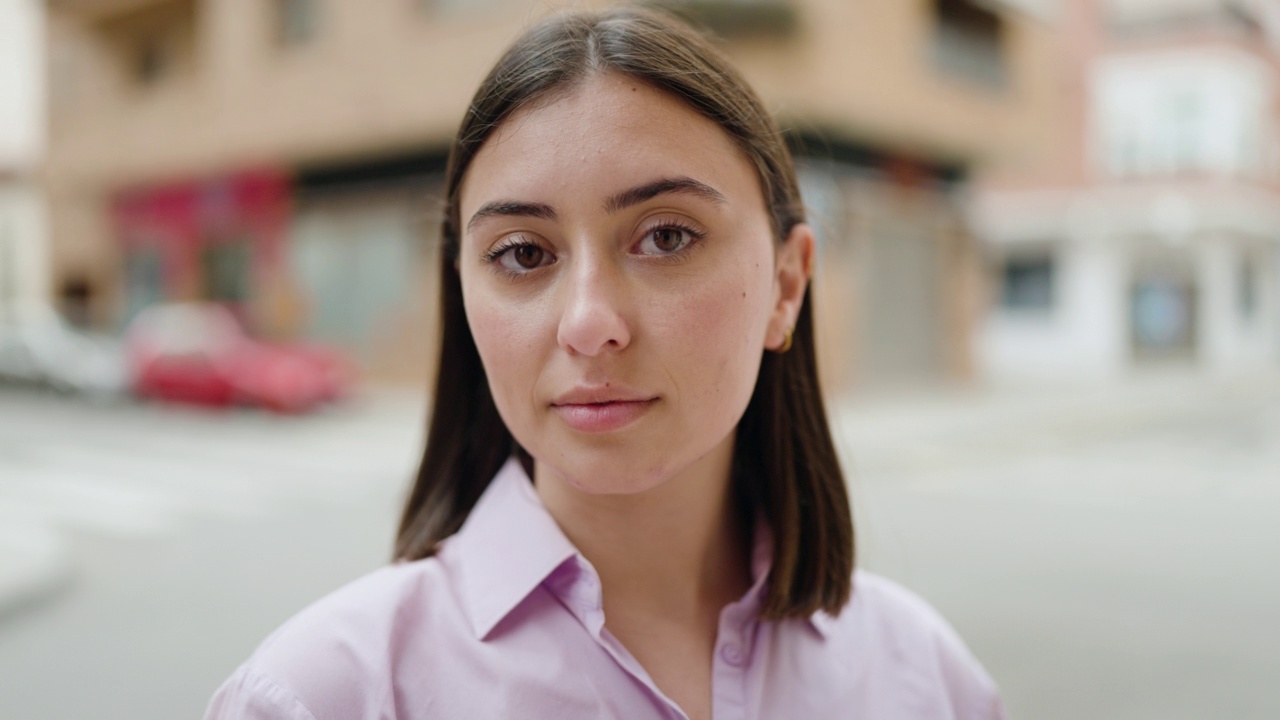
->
xmin=396 ymin=6 xmax=853 ymax=619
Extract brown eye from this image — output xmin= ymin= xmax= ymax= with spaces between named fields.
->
xmin=488 ymin=239 xmax=554 ymax=273
xmin=652 ymin=228 xmax=684 ymax=253
xmin=513 ymin=245 xmax=545 ymax=269
xmin=637 ymin=225 xmax=699 ymax=256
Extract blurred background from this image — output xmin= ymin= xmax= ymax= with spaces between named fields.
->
xmin=1 ymin=0 xmax=1277 ymax=717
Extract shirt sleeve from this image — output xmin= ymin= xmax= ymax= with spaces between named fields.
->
xmin=204 ymin=664 xmax=318 ymax=720
xmin=927 ymin=611 xmax=1006 ymax=720
xmin=850 ymin=571 xmax=1006 ymax=720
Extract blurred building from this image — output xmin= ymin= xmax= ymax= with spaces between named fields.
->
xmin=41 ymin=0 xmax=1058 ymax=389
xmin=976 ymin=0 xmax=1280 ymax=380
xmin=1 ymin=0 xmax=49 ymax=319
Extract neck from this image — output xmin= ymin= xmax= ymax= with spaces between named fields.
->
xmin=534 ymin=437 xmax=752 ymax=624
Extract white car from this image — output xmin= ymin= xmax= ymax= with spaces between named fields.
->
xmin=0 ymin=303 xmax=128 ymax=400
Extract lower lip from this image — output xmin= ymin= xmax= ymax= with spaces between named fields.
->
xmin=552 ymin=400 xmax=656 ymax=433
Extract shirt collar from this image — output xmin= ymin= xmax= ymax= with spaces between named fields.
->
xmin=451 ymin=457 xmax=578 ymax=640
xmin=450 ymin=457 xmax=833 ymax=640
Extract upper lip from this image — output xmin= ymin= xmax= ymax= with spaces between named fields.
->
xmin=551 ymin=386 xmax=657 ymax=406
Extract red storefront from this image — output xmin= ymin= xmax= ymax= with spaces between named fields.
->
xmin=112 ymin=169 xmax=292 ymax=331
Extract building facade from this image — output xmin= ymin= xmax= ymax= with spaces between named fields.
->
xmin=42 ymin=0 xmax=1059 ymax=389
xmin=1 ymin=0 xmax=49 ymax=318
xmin=976 ymin=0 xmax=1280 ymax=381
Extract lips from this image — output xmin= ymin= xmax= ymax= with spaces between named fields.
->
xmin=550 ymin=387 xmax=658 ymax=433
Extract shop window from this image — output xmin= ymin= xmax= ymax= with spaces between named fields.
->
xmin=1131 ymin=278 xmax=1196 ymax=358
xmin=796 ymin=162 xmax=846 ymax=254
xmin=125 ymin=248 xmax=165 ymax=322
xmin=999 ymin=254 xmax=1055 ymax=312
xmin=931 ymin=0 xmax=1006 ymax=89
xmin=201 ymin=242 xmax=251 ymax=304
xmin=290 ymin=204 xmax=418 ymax=356
xmin=0 ymin=222 xmax=14 ymax=310
xmin=277 ymin=0 xmax=320 ymax=46
xmin=1239 ymin=256 xmax=1258 ymax=320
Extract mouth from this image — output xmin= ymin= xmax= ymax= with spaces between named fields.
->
xmin=550 ymin=393 xmax=658 ymax=434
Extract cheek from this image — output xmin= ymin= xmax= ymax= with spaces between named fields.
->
xmin=462 ymin=285 xmax=550 ymax=414
xmin=657 ymin=258 xmax=773 ymax=404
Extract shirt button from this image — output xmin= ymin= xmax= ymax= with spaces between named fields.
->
xmin=720 ymin=643 xmax=745 ymax=667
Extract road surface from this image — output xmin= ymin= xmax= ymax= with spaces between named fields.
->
xmin=1 ymin=372 xmax=1277 ymax=719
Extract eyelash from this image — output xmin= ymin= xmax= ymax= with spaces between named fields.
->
xmin=480 ymin=221 xmax=707 ymax=276
xmin=481 ymin=236 xmax=539 ymax=265
xmin=638 ymin=221 xmax=706 ymax=257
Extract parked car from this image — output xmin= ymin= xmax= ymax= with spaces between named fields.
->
xmin=0 ymin=303 xmax=128 ymax=400
xmin=124 ymin=303 xmax=353 ymax=413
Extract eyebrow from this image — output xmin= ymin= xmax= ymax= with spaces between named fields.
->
xmin=465 ymin=176 xmax=727 ymax=234
xmin=466 ymin=201 xmax=558 ymax=233
xmin=604 ymin=176 xmax=727 ymax=214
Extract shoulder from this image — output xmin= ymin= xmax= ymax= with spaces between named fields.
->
xmin=822 ymin=569 xmax=1005 ymax=720
xmin=206 ymin=556 xmax=464 ymax=720
xmin=845 ymin=569 xmax=964 ymax=641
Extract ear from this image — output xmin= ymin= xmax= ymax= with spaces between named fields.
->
xmin=765 ymin=223 xmax=815 ymax=351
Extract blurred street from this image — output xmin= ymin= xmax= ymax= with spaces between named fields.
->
xmin=4 ymin=1 xmax=1280 ymax=718
xmin=0 ymin=388 xmax=423 ymax=719
xmin=839 ymin=371 xmax=1280 ymax=720
xmin=1 ymin=372 xmax=1278 ymax=720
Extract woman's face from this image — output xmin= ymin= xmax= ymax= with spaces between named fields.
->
xmin=458 ymin=72 xmax=810 ymax=495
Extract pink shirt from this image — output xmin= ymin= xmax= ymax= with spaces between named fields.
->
xmin=206 ymin=459 xmax=1004 ymax=719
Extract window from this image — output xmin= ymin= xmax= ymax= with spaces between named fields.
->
xmin=931 ymin=0 xmax=1006 ymax=88
xmin=1239 ymin=255 xmax=1258 ymax=320
xmin=125 ymin=248 xmax=165 ymax=322
xmin=642 ymin=0 xmax=799 ymax=38
xmin=420 ymin=0 xmax=507 ymax=17
xmin=0 ymin=222 xmax=14 ymax=310
xmin=201 ymin=242 xmax=252 ymax=304
xmin=1170 ymin=93 xmax=1201 ymax=174
xmin=134 ymin=37 xmax=169 ymax=84
xmin=277 ymin=0 xmax=320 ymax=47
xmin=999 ymin=254 xmax=1054 ymax=312
xmin=1130 ymin=277 xmax=1196 ymax=357
xmin=796 ymin=163 xmax=845 ymax=254
xmin=1096 ymin=54 xmax=1269 ymax=181
xmin=94 ymin=0 xmax=196 ymax=89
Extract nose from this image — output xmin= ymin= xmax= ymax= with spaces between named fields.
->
xmin=556 ymin=257 xmax=632 ymax=357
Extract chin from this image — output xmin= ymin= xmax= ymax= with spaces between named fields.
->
xmin=535 ymin=448 xmax=674 ymax=497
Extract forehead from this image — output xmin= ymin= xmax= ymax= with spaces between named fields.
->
xmin=459 ymin=73 xmax=765 ymax=219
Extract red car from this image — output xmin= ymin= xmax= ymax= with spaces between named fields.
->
xmin=125 ymin=303 xmax=353 ymax=413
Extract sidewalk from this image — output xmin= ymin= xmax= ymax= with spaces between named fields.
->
xmin=0 ymin=518 xmax=74 ymax=620
xmin=831 ymin=367 xmax=1280 ymax=474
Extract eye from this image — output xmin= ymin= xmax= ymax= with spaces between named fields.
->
xmin=485 ymin=237 xmax=556 ymax=274
xmin=635 ymin=223 xmax=702 ymax=256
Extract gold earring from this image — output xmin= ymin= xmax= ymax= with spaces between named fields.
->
xmin=776 ymin=328 xmax=793 ymax=353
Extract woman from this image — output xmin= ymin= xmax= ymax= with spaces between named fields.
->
xmin=207 ymin=8 xmax=1003 ymax=719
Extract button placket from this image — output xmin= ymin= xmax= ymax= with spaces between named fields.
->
xmin=720 ymin=642 xmax=745 ymax=667
xmin=712 ymin=633 xmax=750 ymax=720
